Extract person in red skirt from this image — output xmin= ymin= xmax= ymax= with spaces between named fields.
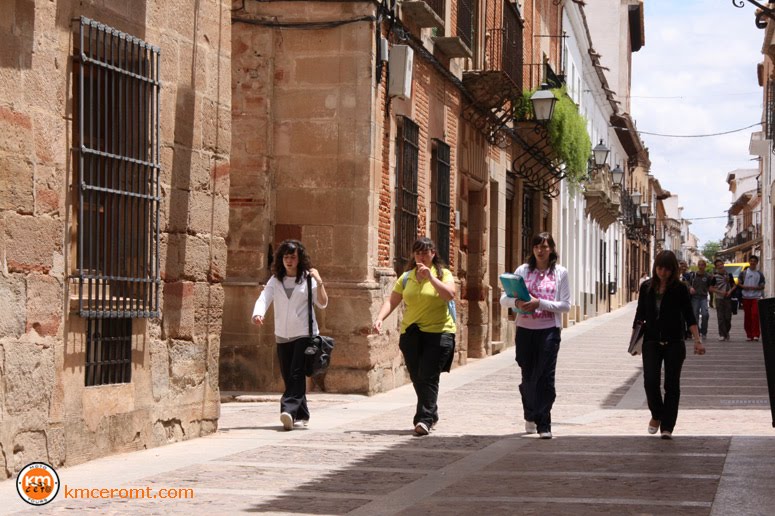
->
xmin=738 ymin=255 xmax=766 ymax=341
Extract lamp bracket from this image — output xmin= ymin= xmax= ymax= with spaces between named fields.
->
xmin=733 ymin=0 xmax=775 ymax=29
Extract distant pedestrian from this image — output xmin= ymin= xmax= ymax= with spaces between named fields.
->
xmin=679 ymin=261 xmax=691 ymax=286
xmin=688 ymin=260 xmax=711 ymax=341
xmin=634 ymin=250 xmax=705 ymax=440
xmin=252 ymin=239 xmax=328 ymax=431
xmin=679 ymin=261 xmax=691 ymax=339
xmin=709 ymin=259 xmax=735 ymax=341
xmin=373 ymin=237 xmax=456 ymax=436
xmin=500 ymin=232 xmax=570 ymax=439
xmin=739 ymin=255 xmax=766 ymax=341
xmin=639 ymin=272 xmax=649 ymax=287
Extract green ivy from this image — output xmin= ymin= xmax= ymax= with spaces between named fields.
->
xmin=519 ymin=86 xmax=591 ymax=186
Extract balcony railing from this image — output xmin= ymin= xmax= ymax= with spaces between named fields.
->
xmin=484 ymin=4 xmax=522 ymax=87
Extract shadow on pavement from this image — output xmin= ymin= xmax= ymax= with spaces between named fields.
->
xmin=227 ymin=433 xmax=729 ymax=515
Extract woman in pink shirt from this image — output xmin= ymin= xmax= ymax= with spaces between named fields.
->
xmin=500 ymin=233 xmax=570 ymax=439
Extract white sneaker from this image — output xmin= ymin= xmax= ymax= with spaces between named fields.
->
xmin=280 ymin=412 xmax=293 ymax=431
xmin=525 ymin=421 xmax=537 ymax=434
xmin=294 ymin=419 xmax=309 ymax=428
xmin=538 ymin=431 xmax=553 ymax=439
xmin=414 ymin=422 xmax=429 ymax=436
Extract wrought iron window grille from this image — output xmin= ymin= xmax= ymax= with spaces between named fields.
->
xmin=521 ymin=187 xmax=535 ymax=260
xmin=85 ymin=317 xmax=133 ymax=386
xmin=75 ymin=17 xmax=161 ymax=320
xmin=456 ymin=0 xmax=475 ymax=51
xmin=395 ymin=116 xmax=420 ymax=274
xmin=431 ymin=139 xmax=451 ymax=264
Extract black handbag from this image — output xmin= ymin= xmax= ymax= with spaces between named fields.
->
xmin=304 ymin=275 xmax=334 ymax=377
xmin=628 ymin=320 xmax=645 ymax=356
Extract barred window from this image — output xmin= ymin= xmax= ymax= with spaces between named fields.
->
xmin=521 ymin=186 xmax=535 ymax=261
xmin=74 ymin=17 xmax=160 ymax=319
xmin=395 ymin=116 xmax=419 ymax=274
xmin=85 ymin=318 xmax=133 ymax=386
xmin=505 ymin=173 xmax=516 ymax=271
xmin=75 ymin=17 xmax=160 ymax=385
xmin=456 ymin=0 xmax=475 ymax=51
xmin=431 ymin=139 xmax=451 ymax=264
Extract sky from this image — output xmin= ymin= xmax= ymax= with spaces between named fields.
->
xmin=629 ymin=0 xmax=764 ymax=247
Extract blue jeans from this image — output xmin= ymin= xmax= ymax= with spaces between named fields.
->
xmin=642 ymin=339 xmax=686 ymax=432
xmin=691 ymin=296 xmax=709 ymax=337
xmin=515 ymin=326 xmax=561 ymax=433
xmin=399 ymin=327 xmax=456 ymax=427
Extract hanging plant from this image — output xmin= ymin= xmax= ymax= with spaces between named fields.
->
xmin=519 ymin=86 xmax=592 ymax=186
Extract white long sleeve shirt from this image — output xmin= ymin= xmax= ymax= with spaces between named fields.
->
xmin=252 ymin=274 xmax=327 ymax=340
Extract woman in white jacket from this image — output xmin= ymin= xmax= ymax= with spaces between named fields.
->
xmin=500 ymin=232 xmax=570 ymax=439
xmin=252 ymin=240 xmax=328 ymax=430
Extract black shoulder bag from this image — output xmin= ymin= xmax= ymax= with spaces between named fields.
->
xmin=304 ymin=275 xmax=335 ymax=377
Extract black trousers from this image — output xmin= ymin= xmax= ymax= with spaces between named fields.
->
xmin=642 ymin=339 xmax=686 ymax=432
xmin=399 ymin=328 xmax=455 ymax=427
xmin=515 ymin=326 xmax=561 ymax=433
xmin=277 ymin=337 xmax=310 ymax=421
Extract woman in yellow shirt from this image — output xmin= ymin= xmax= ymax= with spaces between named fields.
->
xmin=373 ymin=237 xmax=456 ymax=435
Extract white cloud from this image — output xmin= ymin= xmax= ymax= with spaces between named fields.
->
xmin=631 ymin=0 xmax=764 ymax=247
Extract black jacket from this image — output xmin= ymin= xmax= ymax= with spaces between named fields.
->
xmin=634 ymin=279 xmax=697 ymax=342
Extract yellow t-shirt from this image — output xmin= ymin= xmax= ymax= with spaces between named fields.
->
xmin=394 ymin=268 xmax=457 ymax=334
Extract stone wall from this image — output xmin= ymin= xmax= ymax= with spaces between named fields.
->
xmin=0 ymin=0 xmax=230 ymax=479
xmin=223 ymin=1 xmax=382 ymax=393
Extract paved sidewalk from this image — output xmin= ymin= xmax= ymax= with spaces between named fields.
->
xmin=1 ymin=303 xmax=773 ymax=515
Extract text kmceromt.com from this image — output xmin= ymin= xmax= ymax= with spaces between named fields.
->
xmin=63 ymin=486 xmax=194 ymax=499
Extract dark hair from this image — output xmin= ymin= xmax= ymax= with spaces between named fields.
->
xmin=405 ymin=237 xmax=445 ymax=279
xmin=527 ymin=232 xmax=558 ymax=272
xmin=750 ymin=255 xmax=760 ymax=262
xmin=650 ymin=250 xmax=680 ymax=292
xmin=272 ymin=239 xmax=312 ymax=283
xmin=714 ymin=259 xmax=724 ymax=266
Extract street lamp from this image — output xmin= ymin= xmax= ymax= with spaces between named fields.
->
xmin=631 ymin=190 xmax=642 ymax=205
xmin=748 ymin=224 xmax=755 ymax=237
xmin=530 ymin=84 xmax=558 ymax=122
xmin=640 ymin=203 xmax=650 ymax=227
xmin=610 ymin=164 xmax=624 ymax=186
xmin=592 ymin=140 xmax=610 ymax=168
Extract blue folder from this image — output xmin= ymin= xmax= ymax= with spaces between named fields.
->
xmin=500 ymin=273 xmax=533 ymax=315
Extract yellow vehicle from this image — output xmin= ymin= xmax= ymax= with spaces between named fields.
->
xmin=724 ymin=262 xmax=750 ymax=285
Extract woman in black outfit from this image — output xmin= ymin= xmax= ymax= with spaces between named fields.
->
xmin=634 ymin=250 xmax=705 ymax=439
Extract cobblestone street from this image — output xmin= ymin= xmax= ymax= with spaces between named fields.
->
xmin=2 ymin=303 xmax=773 ymax=515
